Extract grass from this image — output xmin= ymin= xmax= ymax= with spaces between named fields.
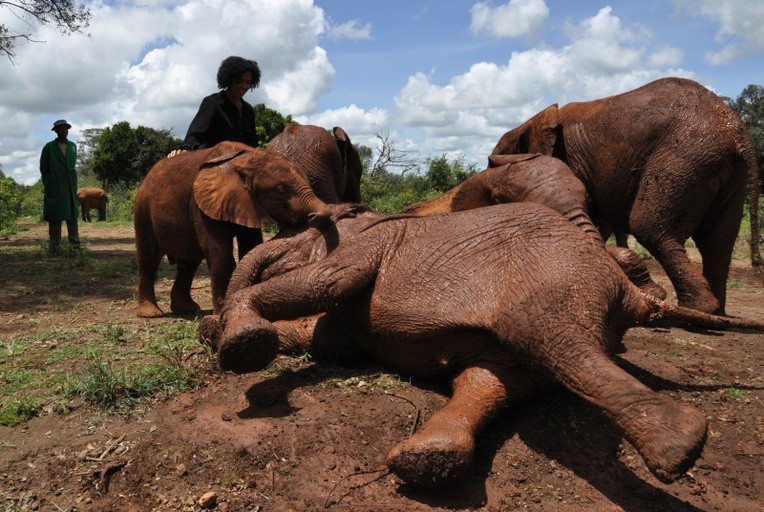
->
xmin=0 ymin=219 xmax=214 ymax=426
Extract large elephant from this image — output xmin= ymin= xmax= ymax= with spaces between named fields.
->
xmin=201 ymin=203 xmax=764 ymax=488
xmin=490 ymin=77 xmax=762 ymax=315
xmin=77 ymin=187 xmax=108 ymax=222
xmin=267 ymin=123 xmax=363 ymax=204
xmin=133 ymin=141 xmax=350 ymax=318
xmin=401 ymin=153 xmax=666 ymax=299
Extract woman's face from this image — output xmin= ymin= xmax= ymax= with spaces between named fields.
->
xmin=229 ymin=71 xmax=253 ymax=100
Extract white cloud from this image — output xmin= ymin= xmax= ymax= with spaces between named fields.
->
xmin=0 ymin=0 xmax=334 ymax=184
xmin=470 ymin=0 xmax=549 ymax=38
xmin=395 ymin=6 xmax=697 ymax=163
xmin=676 ymin=0 xmax=764 ymax=64
xmin=327 ymin=20 xmax=373 ymax=41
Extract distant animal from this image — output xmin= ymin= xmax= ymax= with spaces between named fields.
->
xmin=201 ymin=203 xmax=764 ymax=488
xmin=490 ymin=77 xmax=762 ymax=315
xmin=77 ymin=187 xmax=108 ymax=222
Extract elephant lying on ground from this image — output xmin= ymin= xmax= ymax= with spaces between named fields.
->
xmin=401 ymin=153 xmax=666 ymax=299
xmin=200 ymin=203 xmax=764 ymax=487
xmin=133 ymin=141 xmax=352 ymax=318
xmin=491 ymin=77 xmax=762 ymax=315
xmin=77 ymin=187 xmax=108 ymax=222
xmin=267 ymin=123 xmax=363 ymax=204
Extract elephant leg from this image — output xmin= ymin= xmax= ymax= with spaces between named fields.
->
xmin=636 ymin=235 xmax=719 ymax=314
xmin=235 ymin=227 xmax=263 ymax=261
xmin=386 ymin=363 xmax=542 ymax=487
xmin=691 ymin=187 xmax=745 ymax=316
xmin=170 ymin=260 xmax=202 ymax=316
xmin=135 ymin=237 xmax=165 ymax=318
xmin=199 ymin=312 xmax=368 ymax=366
xmin=606 ymin=246 xmax=667 ymax=300
xmin=530 ymin=338 xmax=707 ymax=483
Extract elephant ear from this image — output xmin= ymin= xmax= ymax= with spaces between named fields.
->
xmin=487 ymin=153 xmax=540 ymax=167
xmin=193 ymin=149 xmax=268 ymax=228
xmin=333 ymin=126 xmax=363 ymax=203
xmin=489 ymin=104 xmax=560 ymax=166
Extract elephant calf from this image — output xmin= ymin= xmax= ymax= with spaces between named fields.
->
xmin=77 ymin=187 xmax=108 ymax=222
xmin=202 ymin=203 xmax=764 ymax=488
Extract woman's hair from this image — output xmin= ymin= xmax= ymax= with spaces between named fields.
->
xmin=216 ymin=56 xmax=261 ymax=90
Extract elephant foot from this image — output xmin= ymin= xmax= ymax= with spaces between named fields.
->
xmin=218 ymin=319 xmax=280 ymax=374
xmin=136 ymin=301 xmax=164 ymax=318
xmin=386 ymin=426 xmax=474 ymax=487
xmin=639 ymin=281 xmax=668 ymax=301
xmin=199 ymin=315 xmax=222 ymax=352
xmin=625 ymin=399 xmax=707 ymax=483
xmin=170 ymin=298 xmax=201 ymax=317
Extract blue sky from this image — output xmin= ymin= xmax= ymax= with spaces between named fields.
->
xmin=1 ymin=0 xmax=762 ymax=185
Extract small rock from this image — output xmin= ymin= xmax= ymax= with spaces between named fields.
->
xmin=198 ymin=491 xmax=217 ymax=509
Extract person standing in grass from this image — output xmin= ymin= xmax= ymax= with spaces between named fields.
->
xmin=40 ymin=119 xmax=80 ymax=250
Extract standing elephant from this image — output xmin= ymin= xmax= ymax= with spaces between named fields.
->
xmin=267 ymin=123 xmax=363 ymax=204
xmin=490 ymin=77 xmax=761 ymax=315
xmin=202 ymin=203 xmax=764 ymax=487
xmin=77 ymin=187 xmax=108 ymax=222
xmin=401 ymin=154 xmax=666 ymax=299
xmin=133 ymin=141 xmax=349 ymax=318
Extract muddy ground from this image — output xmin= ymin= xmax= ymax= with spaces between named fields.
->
xmin=1 ymin=220 xmax=763 ymax=511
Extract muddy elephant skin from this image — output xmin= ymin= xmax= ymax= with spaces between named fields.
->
xmin=490 ymin=77 xmax=761 ymax=315
xmin=204 ymin=203 xmax=764 ymax=488
xmin=267 ymin=124 xmax=363 ymax=204
xmin=133 ymin=141 xmax=338 ymax=318
xmin=77 ymin=187 xmax=108 ymax=222
xmin=402 ymin=153 xmax=666 ymax=300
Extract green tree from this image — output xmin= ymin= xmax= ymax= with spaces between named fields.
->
xmin=0 ymin=1 xmax=91 ymax=61
xmin=727 ymin=84 xmax=764 ymax=193
xmin=76 ymin=127 xmax=105 ymax=184
xmin=0 ymin=176 xmax=22 ymax=235
xmin=255 ymin=104 xmax=292 ymax=146
xmin=91 ymin=122 xmax=180 ymax=188
xmin=92 ymin=121 xmax=137 ymax=188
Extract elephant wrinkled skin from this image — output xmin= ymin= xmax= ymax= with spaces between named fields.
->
xmin=491 ymin=77 xmax=762 ymax=315
xmin=77 ymin=187 xmax=108 ymax=222
xmin=133 ymin=141 xmax=344 ymax=318
xmin=267 ymin=123 xmax=363 ymax=204
xmin=201 ymin=203 xmax=764 ymax=487
xmin=402 ymin=153 xmax=666 ymax=299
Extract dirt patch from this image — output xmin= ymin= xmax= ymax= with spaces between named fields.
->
xmin=1 ymin=221 xmax=763 ymax=511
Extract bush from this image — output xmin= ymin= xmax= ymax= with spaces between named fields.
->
xmin=0 ymin=177 xmax=23 ymax=235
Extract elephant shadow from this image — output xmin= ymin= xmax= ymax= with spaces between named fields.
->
xmin=233 ymin=357 xmax=731 ymax=511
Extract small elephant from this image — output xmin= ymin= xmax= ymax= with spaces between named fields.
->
xmin=77 ymin=187 xmax=108 ymax=222
xmin=133 ymin=141 xmax=348 ymax=318
xmin=490 ymin=77 xmax=762 ymax=315
xmin=401 ymin=153 xmax=666 ymax=299
xmin=203 ymin=203 xmax=764 ymax=487
xmin=267 ymin=123 xmax=363 ymax=203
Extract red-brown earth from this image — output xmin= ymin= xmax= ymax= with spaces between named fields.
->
xmin=1 ymin=220 xmax=762 ymax=511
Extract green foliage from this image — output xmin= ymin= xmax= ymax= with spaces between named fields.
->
xmin=0 ymin=395 xmax=42 ymax=427
xmin=727 ymin=84 xmax=764 ymax=193
xmin=360 ymin=154 xmax=478 ymax=213
xmin=105 ymin=185 xmax=138 ymax=223
xmin=92 ymin=121 xmax=181 ymax=188
xmin=255 ymin=103 xmax=293 ymax=147
xmin=0 ymin=176 xmax=23 ymax=235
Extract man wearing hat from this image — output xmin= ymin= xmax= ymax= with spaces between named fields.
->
xmin=40 ymin=119 xmax=80 ymax=250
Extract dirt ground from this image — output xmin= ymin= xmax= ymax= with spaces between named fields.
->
xmin=1 ymin=220 xmax=763 ymax=512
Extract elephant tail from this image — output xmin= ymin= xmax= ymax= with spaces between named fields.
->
xmin=739 ymin=123 xmax=762 ymax=268
xmin=631 ymin=289 xmax=764 ymax=332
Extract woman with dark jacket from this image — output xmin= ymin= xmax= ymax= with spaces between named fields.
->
xmin=169 ymin=56 xmax=261 ymax=157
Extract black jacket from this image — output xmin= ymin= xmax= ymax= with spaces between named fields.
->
xmin=180 ymin=91 xmax=257 ymax=150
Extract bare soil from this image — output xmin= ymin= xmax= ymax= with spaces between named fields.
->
xmin=1 ymin=221 xmax=763 ymax=512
